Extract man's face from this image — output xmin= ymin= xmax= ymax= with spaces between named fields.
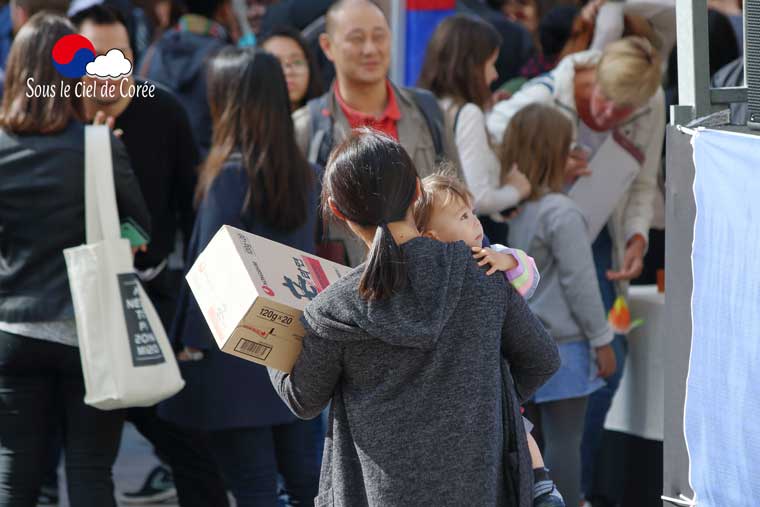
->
xmin=79 ymin=21 xmax=133 ymax=105
xmin=589 ymin=84 xmax=635 ymax=131
xmin=321 ymin=3 xmax=391 ymax=86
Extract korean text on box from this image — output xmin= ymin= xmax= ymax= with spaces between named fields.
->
xmin=186 ymin=225 xmax=351 ymax=372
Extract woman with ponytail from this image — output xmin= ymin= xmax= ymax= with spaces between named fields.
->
xmin=269 ymin=128 xmax=560 ymax=507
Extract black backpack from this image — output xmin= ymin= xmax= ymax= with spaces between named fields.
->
xmin=306 ymin=86 xmax=447 ymax=168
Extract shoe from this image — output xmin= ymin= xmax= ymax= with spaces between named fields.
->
xmin=36 ymin=485 xmax=59 ymax=506
xmin=534 ymin=487 xmax=566 ymax=507
xmin=117 ymin=465 xmax=178 ymax=505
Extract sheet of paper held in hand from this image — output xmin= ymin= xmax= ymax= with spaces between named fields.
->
xmin=567 ymin=135 xmax=639 ymax=240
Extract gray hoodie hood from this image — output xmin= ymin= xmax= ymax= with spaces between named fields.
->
xmin=302 ymin=237 xmax=470 ymax=350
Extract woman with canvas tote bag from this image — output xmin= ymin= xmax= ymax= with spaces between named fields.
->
xmin=64 ymin=124 xmax=185 ymax=410
xmin=0 ymin=14 xmax=151 ymax=507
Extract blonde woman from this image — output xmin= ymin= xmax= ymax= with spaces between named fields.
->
xmin=487 ymin=35 xmax=664 ymax=503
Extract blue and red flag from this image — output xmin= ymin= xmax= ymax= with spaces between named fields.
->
xmin=405 ymin=0 xmax=456 ymax=86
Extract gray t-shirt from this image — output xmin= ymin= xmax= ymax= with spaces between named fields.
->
xmin=0 ymin=320 xmax=77 ymax=347
xmin=508 ymin=192 xmax=613 ymax=347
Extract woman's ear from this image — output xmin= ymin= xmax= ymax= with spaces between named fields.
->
xmin=328 ymin=198 xmax=347 ymax=222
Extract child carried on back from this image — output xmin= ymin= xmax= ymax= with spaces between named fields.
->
xmin=413 ymin=174 xmax=566 ymax=507
xmin=413 ymin=174 xmax=539 ymax=298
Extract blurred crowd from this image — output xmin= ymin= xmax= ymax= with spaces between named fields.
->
xmin=0 ymin=0 xmax=747 ymax=506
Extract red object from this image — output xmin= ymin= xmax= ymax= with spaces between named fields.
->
xmin=303 ymin=257 xmax=330 ymax=293
xmin=407 ymin=0 xmax=456 ymax=10
xmin=51 ymin=34 xmax=95 ymax=64
xmin=240 ymin=324 xmax=268 ymax=338
xmin=316 ymin=241 xmax=348 ymax=267
xmin=657 ymin=269 xmax=665 ymax=293
xmin=334 ymin=80 xmax=402 ymax=140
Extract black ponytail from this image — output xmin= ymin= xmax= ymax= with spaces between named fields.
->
xmin=359 ymin=222 xmax=407 ymax=300
xmin=322 ymin=129 xmax=418 ymax=301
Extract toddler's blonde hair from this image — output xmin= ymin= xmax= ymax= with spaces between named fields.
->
xmin=413 ymin=173 xmax=473 ymax=232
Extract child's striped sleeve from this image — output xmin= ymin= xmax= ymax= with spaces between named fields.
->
xmin=490 ymin=245 xmax=540 ymax=299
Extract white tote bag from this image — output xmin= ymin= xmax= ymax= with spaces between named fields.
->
xmin=63 ymin=125 xmax=184 ymax=410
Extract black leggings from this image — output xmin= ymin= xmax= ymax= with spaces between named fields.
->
xmin=537 ymin=396 xmax=588 ymax=507
xmin=0 ymin=330 xmax=124 ymax=507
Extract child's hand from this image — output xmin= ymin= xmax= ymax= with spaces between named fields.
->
xmin=472 ymin=246 xmax=518 ymax=276
xmin=595 ymin=344 xmax=617 ymax=378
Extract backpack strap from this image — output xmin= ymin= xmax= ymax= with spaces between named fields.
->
xmin=306 ymin=94 xmax=350 ymax=265
xmin=137 ymin=42 xmax=158 ymax=79
xmin=307 ymin=94 xmax=334 ymax=167
xmin=310 ymin=88 xmax=446 ymax=166
xmin=453 ymin=105 xmax=464 ymax=134
xmin=405 ymin=87 xmax=446 ymax=164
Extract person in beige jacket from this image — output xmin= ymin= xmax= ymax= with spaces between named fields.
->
xmin=486 ymin=36 xmax=664 ymax=504
xmin=292 ymin=0 xmax=461 ymax=267
xmin=488 ymin=36 xmax=663 ymax=296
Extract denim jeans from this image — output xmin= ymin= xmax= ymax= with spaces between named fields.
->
xmin=206 ymin=420 xmax=320 ymax=507
xmin=580 ymin=227 xmax=629 ymax=498
xmin=0 ymin=330 xmax=124 ymax=507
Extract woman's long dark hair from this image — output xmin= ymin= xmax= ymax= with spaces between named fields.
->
xmin=197 ymin=48 xmax=313 ymax=231
xmin=0 ymin=13 xmax=82 ymax=134
xmin=323 ymin=129 xmax=418 ymax=301
xmin=260 ymin=25 xmax=325 ymax=109
xmin=417 ymin=14 xmax=502 ymax=109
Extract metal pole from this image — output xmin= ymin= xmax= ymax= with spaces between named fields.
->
xmin=674 ymin=0 xmax=712 ymax=124
xmin=390 ymin=0 xmax=406 ymax=85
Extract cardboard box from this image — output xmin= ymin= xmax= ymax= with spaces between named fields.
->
xmin=186 ymin=225 xmax=351 ymax=372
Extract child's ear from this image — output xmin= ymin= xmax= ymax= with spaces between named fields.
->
xmin=422 ymin=230 xmax=439 ymax=241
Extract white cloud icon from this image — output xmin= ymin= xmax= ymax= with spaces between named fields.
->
xmin=86 ymin=49 xmax=132 ymax=78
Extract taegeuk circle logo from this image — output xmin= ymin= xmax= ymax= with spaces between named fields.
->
xmin=51 ymin=34 xmax=132 ymax=79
